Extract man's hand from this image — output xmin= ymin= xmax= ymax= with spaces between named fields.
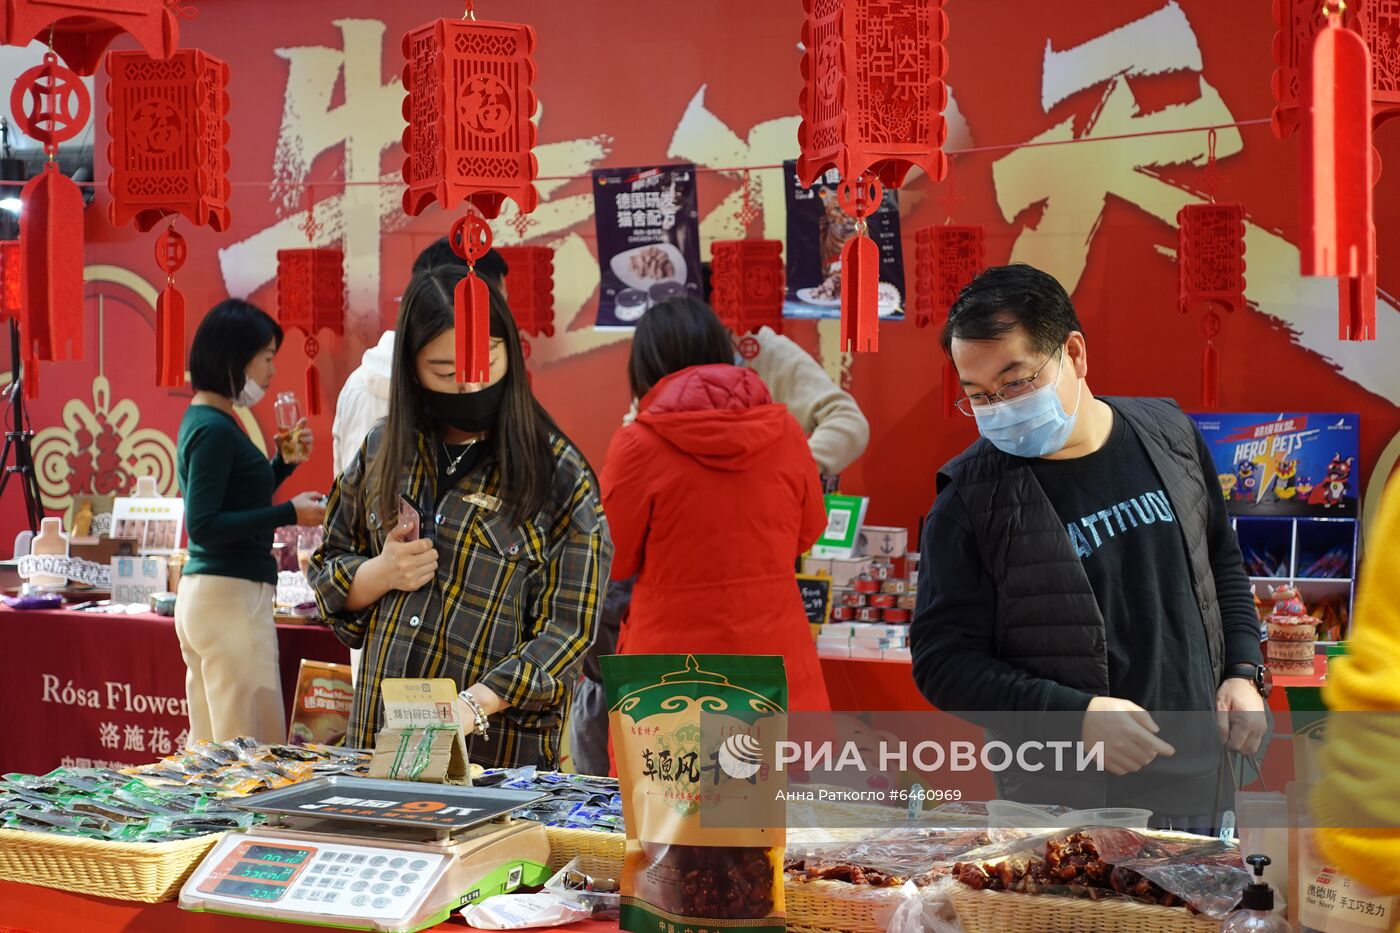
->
xmin=1216 ymin=677 xmax=1268 ymax=754
xmin=1082 ymin=697 xmax=1176 ymax=776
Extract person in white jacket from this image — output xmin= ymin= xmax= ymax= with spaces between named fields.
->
xmin=331 ymin=243 xmax=508 ymax=475
xmin=330 ymin=242 xmax=507 ymax=685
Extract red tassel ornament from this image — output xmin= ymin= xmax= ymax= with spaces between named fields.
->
xmin=20 ymin=164 xmax=84 ymax=363
xmin=836 ymin=176 xmax=882 ymax=353
xmin=450 ymin=212 xmax=494 ymax=385
xmin=153 ymin=226 xmax=186 ymax=387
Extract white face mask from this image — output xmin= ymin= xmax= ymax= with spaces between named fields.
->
xmin=235 ymin=378 xmax=266 ymax=408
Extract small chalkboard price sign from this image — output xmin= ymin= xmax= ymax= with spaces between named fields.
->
xmin=796 ymin=573 xmax=832 ymax=625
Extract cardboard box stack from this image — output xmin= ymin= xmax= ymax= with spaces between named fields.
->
xmin=804 ymin=525 xmax=919 ymax=662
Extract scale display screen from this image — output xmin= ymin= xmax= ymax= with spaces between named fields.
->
xmin=230 ymin=861 xmax=298 ymax=883
xmin=213 ymin=878 xmax=287 ymax=902
xmin=244 ymin=844 xmax=310 ymax=865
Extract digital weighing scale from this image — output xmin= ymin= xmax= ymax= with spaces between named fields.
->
xmin=180 ymin=776 xmax=553 ymax=933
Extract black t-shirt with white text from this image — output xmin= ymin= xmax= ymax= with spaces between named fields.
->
xmin=1029 ymin=413 xmax=1215 ymax=713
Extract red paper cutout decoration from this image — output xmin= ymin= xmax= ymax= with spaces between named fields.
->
xmin=912 ymin=224 xmax=984 ymax=330
xmin=105 ymin=49 xmax=231 ymax=233
xmin=0 ymin=240 xmax=21 ymax=322
xmin=797 ymin=0 xmax=948 ymax=353
xmin=496 ymin=245 xmax=554 ymax=338
xmin=711 ymin=239 xmax=785 ymax=337
xmin=3 ymin=0 xmax=179 ymax=76
xmin=796 ymin=0 xmax=949 ymax=190
xmin=401 ymin=12 xmax=540 ymax=383
xmin=275 ymin=248 xmax=345 ymax=415
xmin=14 ymin=51 xmax=88 ymax=366
xmin=154 ymin=225 xmax=186 ymax=387
xmin=105 ymin=48 xmax=231 ymax=386
xmin=1177 ymin=202 xmax=1246 ymax=409
xmin=401 ymin=17 xmax=539 ymax=221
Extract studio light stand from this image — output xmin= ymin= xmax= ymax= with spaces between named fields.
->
xmin=0 ymin=318 xmax=44 ymax=533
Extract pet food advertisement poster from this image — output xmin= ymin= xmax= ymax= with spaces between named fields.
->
xmin=782 ymin=160 xmax=906 ymax=321
xmin=591 ymin=163 xmax=703 ymax=328
xmin=1190 ymin=413 xmax=1360 ymax=517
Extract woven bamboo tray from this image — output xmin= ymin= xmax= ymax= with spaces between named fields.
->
xmin=951 ymin=887 xmax=1223 ymax=933
xmin=543 ymin=825 xmax=624 ymax=874
xmin=786 ymin=878 xmax=901 ymax=933
xmin=0 ymin=828 xmax=223 ymax=903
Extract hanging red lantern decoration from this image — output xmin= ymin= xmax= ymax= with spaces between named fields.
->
xmin=0 ymin=240 xmax=22 ymax=323
xmin=797 ymin=0 xmax=948 ymax=353
xmin=105 ymin=47 xmax=232 ymax=384
xmin=1271 ymin=1 xmax=1400 ymax=138
xmin=105 ymin=48 xmax=231 ymax=233
xmin=3 ymin=0 xmax=179 ymax=76
xmin=1177 ymin=203 xmax=1246 ymax=409
xmin=401 ymin=8 xmax=539 ymax=383
xmin=796 ymin=0 xmax=949 ymax=189
xmin=912 ymin=224 xmax=984 ymax=330
xmin=496 ymin=245 xmax=554 ymax=339
xmin=711 ymin=240 xmax=784 ymax=337
xmin=14 ymin=51 xmax=88 ymax=365
xmin=275 ymin=247 xmax=345 ymax=415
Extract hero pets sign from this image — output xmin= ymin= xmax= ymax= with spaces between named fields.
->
xmin=1191 ymin=413 xmax=1360 ymax=518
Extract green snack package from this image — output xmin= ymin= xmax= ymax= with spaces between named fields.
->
xmin=602 ymin=654 xmax=788 ymax=933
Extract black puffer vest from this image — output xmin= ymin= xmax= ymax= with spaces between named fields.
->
xmin=936 ymin=397 xmax=1225 ymax=694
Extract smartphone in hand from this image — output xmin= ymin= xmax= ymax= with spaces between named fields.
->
xmin=397 ymin=495 xmax=422 ymax=542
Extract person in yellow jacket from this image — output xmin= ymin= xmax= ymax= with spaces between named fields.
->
xmin=1314 ymin=476 xmax=1400 ymax=894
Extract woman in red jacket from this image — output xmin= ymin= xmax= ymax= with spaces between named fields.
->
xmin=600 ymin=297 xmax=830 ymax=711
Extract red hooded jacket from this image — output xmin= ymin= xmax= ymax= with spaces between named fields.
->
xmin=600 ymin=364 xmax=830 ymax=711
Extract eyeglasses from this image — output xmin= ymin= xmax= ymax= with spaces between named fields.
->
xmin=954 ymin=352 xmax=1060 ymax=416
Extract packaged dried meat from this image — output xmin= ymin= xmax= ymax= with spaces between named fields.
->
xmin=603 ymin=654 xmax=787 ymax=933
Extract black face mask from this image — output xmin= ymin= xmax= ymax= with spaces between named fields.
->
xmin=423 ymin=379 xmax=507 ymax=433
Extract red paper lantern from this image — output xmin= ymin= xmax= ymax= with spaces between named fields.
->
xmin=1177 ymin=203 xmax=1247 ymax=315
xmin=105 ymin=48 xmax=231 ymax=385
xmin=710 ymin=240 xmax=784 ymax=337
xmin=1177 ymin=202 xmax=1246 ymax=407
xmin=912 ymin=224 xmax=983 ymax=329
xmin=496 ymin=245 xmax=554 ymax=338
xmin=0 ymin=240 xmax=21 ymax=322
xmin=3 ymin=0 xmax=179 ymax=76
xmin=401 ymin=17 xmax=538 ymax=221
xmin=796 ymin=0 xmax=949 ymax=189
xmin=105 ymin=48 xmax=232 ymax=233
xmin=275 ymin=248 xmax=345 ymax=415
xmin=401 ymin=13 xmax=540 ymax=383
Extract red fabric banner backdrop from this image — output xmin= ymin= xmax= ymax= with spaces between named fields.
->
xmin=2 ymin=0 xmax=1399 ymax=549
xmin=0 ymin=608 xmax=348 ymax=775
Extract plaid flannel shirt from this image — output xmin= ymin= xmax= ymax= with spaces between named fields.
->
xmin=309 ymin=426 xmax=612 ymax=768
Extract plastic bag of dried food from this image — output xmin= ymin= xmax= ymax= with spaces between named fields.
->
xmin=603 ymin=654 xmax=787 ymax=933
xmin=951 ymin=827 xmax=1249 ymax=919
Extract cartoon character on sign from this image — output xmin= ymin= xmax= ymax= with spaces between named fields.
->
xmin=1309 ymin=454 xmax=1355 ymax=508
xmin=1273 ymin=459 xmax=1300 ymax=501
xmin=1218 ymin=473 xmax=1237 ymax=501
xmin=1235 ymin=461 xmax=1258 ymax=502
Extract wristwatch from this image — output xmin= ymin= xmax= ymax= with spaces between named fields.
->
xmin=1224 ymin=662 xmax=1273 ymax=699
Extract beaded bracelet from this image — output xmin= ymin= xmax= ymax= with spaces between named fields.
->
xmin=458 ymin=691 xmax=491 ymax=742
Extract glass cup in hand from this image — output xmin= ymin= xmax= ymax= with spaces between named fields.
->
xmin=274 ymin=393 xmax=310 ymax=463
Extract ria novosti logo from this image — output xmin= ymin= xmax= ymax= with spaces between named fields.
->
xmin=718 ymin=733 xmax=765 ymax=780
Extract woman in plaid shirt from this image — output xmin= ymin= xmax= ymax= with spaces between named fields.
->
xmin=309 ymin=268 xmax=612 ymax=768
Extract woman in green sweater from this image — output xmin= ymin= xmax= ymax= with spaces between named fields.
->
xmin=175 ymin=299 xmax=327 ymax=744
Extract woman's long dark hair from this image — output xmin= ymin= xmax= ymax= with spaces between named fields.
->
xmin=368 ymin=267 xmax=560 ymax=525
xmin=627 ymin=295 xmax=734 ymax=400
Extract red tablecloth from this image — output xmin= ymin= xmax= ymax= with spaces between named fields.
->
xmin=0 ymin=607 xmax=349 ymax=775
xmin=0 ymin=879 xmax=620 ymax=933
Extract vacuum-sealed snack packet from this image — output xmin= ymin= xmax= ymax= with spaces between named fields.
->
xmin=603 ymin=654 xmax=788 ymax=933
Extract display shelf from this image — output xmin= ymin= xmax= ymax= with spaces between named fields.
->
xmin=1234 ymin=514 xmax=1358 ymax=639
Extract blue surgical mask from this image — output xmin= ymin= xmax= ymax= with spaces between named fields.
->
xmin=972 ymin=355 xmax=1083 ymax=458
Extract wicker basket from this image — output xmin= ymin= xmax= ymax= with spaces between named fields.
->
xmin=950 ymin=887 xmax=1222 ymax=933
xmin=786 ymin=878 xmax=902 ymax=933
xmin=543 ymin=825 xmax=625 ymax=874
xmin=0 ymin=828 xmax=223 ymax=903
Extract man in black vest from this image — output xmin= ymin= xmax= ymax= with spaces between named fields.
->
xmin=911 ymin=264 xmax=1269 ymax=825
